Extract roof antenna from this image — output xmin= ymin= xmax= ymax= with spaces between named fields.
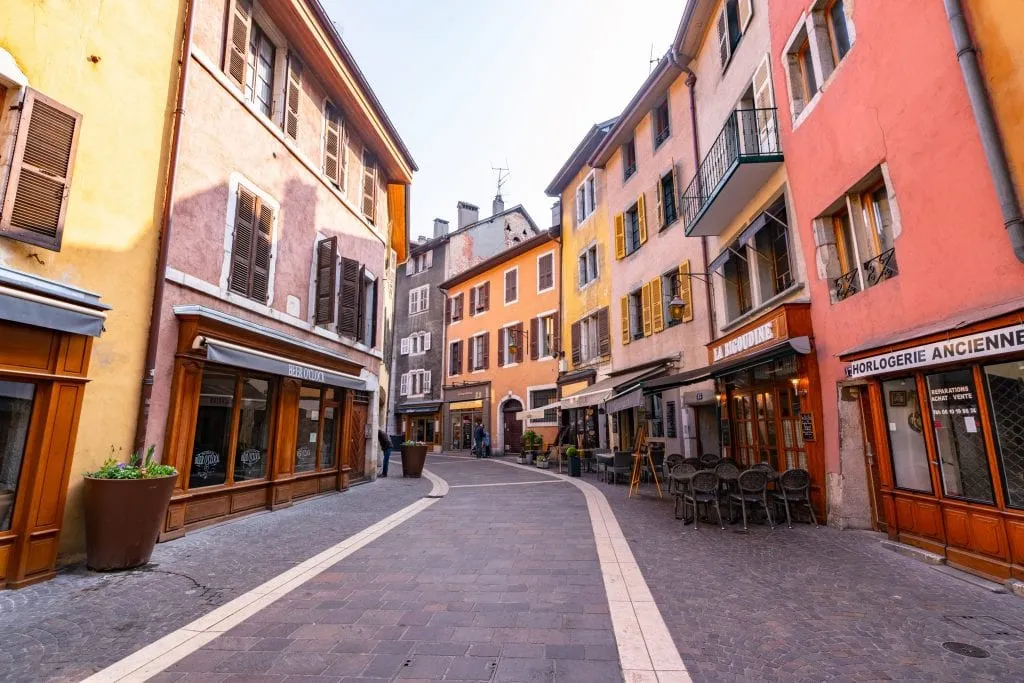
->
xmin=491 ymin=160 xmax=510 ymax=198
xmin=649 ymin=44 xmax=659 ymax=73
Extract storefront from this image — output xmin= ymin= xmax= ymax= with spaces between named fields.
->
xmin=442 ymin=382 xmax=489 ymax=452
xmin=395 ymin=401 xmax=441 ymax=445
xmin=0 ymin=266 xmax=109 ymax=588
xmin=160 ymin=307 xmax=371 ymax=540
xmin=557 ymin=370 xmax=601 ymax=449
xmin=841 ymin=305 xmax=1024 ymax=580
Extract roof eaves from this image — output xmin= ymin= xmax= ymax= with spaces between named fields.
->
xmin=544 ymin=117 xmax=618 ymax=196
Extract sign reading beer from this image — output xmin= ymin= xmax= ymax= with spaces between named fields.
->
xmin=708 ymin=312 xmax=787 ymax=364
xmin=845 ymin=323 xmax=1024 ymax=379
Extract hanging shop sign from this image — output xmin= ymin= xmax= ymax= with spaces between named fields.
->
xmin=844 ymin=323 xmax=1024 ymax=379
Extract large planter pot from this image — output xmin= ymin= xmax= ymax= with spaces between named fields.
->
xmin=568 ymin=455 xmax=582 ymax=478
xmin=524 ymin=450 xmax=537 ymax=465
xmin=400 ymin=445 xmax=428 ymax=478
xmin=84 ymin=475 xmax=176 ymax=571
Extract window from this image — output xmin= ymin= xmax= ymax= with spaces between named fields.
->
xmin=831 ymin=209 xmax=859 ymax=301
xmin=401 ymin=370 xmax=432 ymax=397
xmin=614 ymin=195 xmax=647 ymax=259
xmin=825 ymin=0 xmax=852 ymax=65
xmin=244 ymin=22 xmax=275 ymax=117
xmin=753 ymin=208 xmax=793 ymax=298
xmin=571 ymin=308 xmax=609 ymax=366
xmin=296 ymin=385 xmax=342 ymax=473
xmin=228 ymin=185 xmax=275 ymax=304
xmin=407 ymin=251 xmax=432 ymax=275
xmin=470 ymin=333 xmax=489 ymax=371
xmin=796 ymin=38 xmax=818 ymax=105
xmin=323 ymin=103 xmax=348 ymax=191
xmin=646 ymin=394 xmax=664 ymax=438
xmin=449 ymin=340 xmax=463 ymax=376
xmin=652 ymin=99 xmax=671 ymax=149
xmin=984 ymin=361 xmax=1024 ymax=509
xmin=470 ymin=282 xmax=490 ymax=314
xmin=361 ymin=149 xmax=377 ymax=224
xmin=190 ymin=369 xmax=274 ymax=489
xmin=337 ymin=257 xmax=371 ymax=341
xmin=722 ymin=251 xmax=752 ymax=320
xmin=529 ymin=387 xmax=558 ymax=425
xmin=622 ymin=137 xmax=637 ymax=181
xmin=0 ymin=89 xmax=82 ymax=251
xmin=0 ymin=381 xmax=35 ymax=531
xmin=537 ymin=252 xmax=555 ymax=292
xmin=405 ymin=331 xmax=430 ymax=355
xmin=448 ymin=292 xmax=464 ymax=322
xmin=661 ymin=270 xmax=679 ymax=327
xmin=358 ymin=270 xmax=378 ymax=347
xmin=629 ymin=289 xmax=644 ymax=340
xmin=625 ymin=203 xmax=642 ymax=254
xmin=498 ymin=324 xmax=521 ymax=366
xmin=860 ymin=184 xmax=897 ymax=280
xmin=882 ymin=377 xmax=932 ymax=492
xmin=575 ymin=172 xmax=597 ymax=224
xmin=716 ymin=0 xmax=752 ymax=68
xmin=926 ymin=369 xmax=994 ymax=504
xmin=408 ymin=285 xmax=430 ymax=315
xmin=657 ymin=169 xmax=678 ymax=228
xmin=578 ymin=245 xmax=598 ymax=288
xmin=535 ymin=314 xmax=556 ymax=359
xmin=504 ymin=267 xmax=518 ymax=304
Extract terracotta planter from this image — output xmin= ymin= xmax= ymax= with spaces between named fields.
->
xmin=400 ymin=445 xmax=428 ymax=478
xmin=84 ymin=475 xmax=177 ymax=571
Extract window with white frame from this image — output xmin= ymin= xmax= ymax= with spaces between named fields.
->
xmin=407 ymin=250 xmax=432 ymax=275
xmin=400 ymin=369 xmax=431 ymax=397
xmin=470 ymin=333 xmax=489 ymax=371
xmin=578 ymin=313 xmax=601 ymax=363
xmin=500 ymin=324 xmax=518 ymax=366
xmin=578 ymin=245 xmax=598 ymax=288
xmin=470 ymin=281 xmax=490 ymax=314
xmin=575 ymin=171 xmax=597 ymax=224
xmin=716 ymin=0 xmax=753 ymax=70
xmin=784 ymin=2 xmax=855 ymax=124
xmin=408 ymin=285 xmax=429 ymax=315
xmin=528 ymin=387 xmax=558 ymax=425
xmin=538 ymin=314 xmax=556 ymax=358
xmin=402 ymin=331 xmax=430 ymax=355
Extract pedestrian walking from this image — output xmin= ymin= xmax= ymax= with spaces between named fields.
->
xmin=482 ymin=427 xmax=491 ymax=458
xmin=473 ymin=420 xmax=484 ymax=458
xmin=377 ymin=429 xmax=392 ymax=477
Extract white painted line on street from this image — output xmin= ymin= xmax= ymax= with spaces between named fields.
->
xmin=82 ymin=470 xmax=448 ymax=683
xmin=449 ymin=479 xmax=565 ymax=488
xmin=493 ymin=459 xmax=691 ymax=682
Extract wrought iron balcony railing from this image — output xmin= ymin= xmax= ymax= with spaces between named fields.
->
xmin=679 ymin=107 xmax=782 ymax=234
xmin=864 ymin=247 xmax=898 ymax=286
xmin=833 ymin=268 xmax=860 ymax=302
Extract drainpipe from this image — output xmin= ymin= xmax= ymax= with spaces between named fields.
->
xmin=944 ymin=0 xmax=1024 ymax=262
xmin=134 ymin=0 xmax=196 ymax=453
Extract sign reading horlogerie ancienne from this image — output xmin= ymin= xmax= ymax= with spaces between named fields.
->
xmin=844 ymin=323 xmax=1024 ymax=379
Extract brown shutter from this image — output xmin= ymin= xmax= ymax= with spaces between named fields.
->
xmin=497 ymin=327 xmax=506 ymax=367
xmin=445 ymin=296 xmax=451 ymax=323
xmin=285 ymin=54 xmax=302 ymax=140
xmin=571 ymin=321 xmax=581 ymax=366
xmin=0 ymin=89 xmax=82 ymax=251
xmin=356 ymin=265 xmax=366 ymax=340
xmin=481 ymin=282 xmax=490 ymax=311
xmin=368 ymin=278 xmax=378 ymax=347
xmin=530 ymin=317 xmax=539 ymax=360
xmin=324 ymin=104 xmax=341 ymax=184
xmin=469 ymin=287 xmax=477 ymax=314
xmin=338 ymin=257 xmax=361 ymax=337
xmin=597 ymin=307 xmax=611 ymax=356
xmin=552 ymin=311 xmax=561 ymax=354
xmin=456 ymin=293 xmax=464 ymax=320
xmin=251 ymin=200 xmax=274 ymax=302
xmin=482 ymin=332 xmax=490 ymax=369
xmin=314 ymin=236 xmax=337 ymax=325
xmin=510 ymin=270 xmax=517 ymax=301
xmin=539 ymin=254 xmax=554 ymax=290
xmin=223 ymin=0 xmax=252 ymax=90
xmin=228 ymin=187 xmax=257 ymax=296
xmin=361 ymin=150 xmax=376 ymax=223
xmin=515 ymin=323 xmax=524 ymax=363
xmin=457 ymin=341 xmax=464 ymax=375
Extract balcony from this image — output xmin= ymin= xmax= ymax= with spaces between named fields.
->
xmin=680 ymin=108 xmax=783 ymax=237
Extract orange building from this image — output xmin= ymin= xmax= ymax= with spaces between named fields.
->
xmin=438 ymin=230 xmax=561 ymax=453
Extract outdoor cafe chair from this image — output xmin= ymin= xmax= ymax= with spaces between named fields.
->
xmin=714 ymin=460 xmax=741 ymax=497
xmin=668 ymin=462 xmax=696 ymax=496
xmin=751 ymin=461 xmax=778 ymax=480
xmin=607 ymin=451 xmax=633 ymax=485
xmin=729 ymin=469 xmax=775 ymax=531
xmin=699 ymin=453 xmax=721 ymax=470
xmin=645 ymin=449 xmax=665 ymax=484
xmin=774 ymin=468 xmax=819 ymax=528
xmin=679 ymin=471 xmax=725 ymax=529
xmin=681 ymin=456 xmax=701 ymax=470
xmin=663 ymin=454 xmax=683 ymax=487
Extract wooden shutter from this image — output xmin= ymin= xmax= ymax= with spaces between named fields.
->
xmin=651 ymin=277 xmax=665 ymax=333
xmin=400 ymin=373 xmax=409 ymax=396
xmin=338 ymin=257 xmax=360 ymax=337
xmin=552 ymin=311 xmax=561 ymax=355
xmin=229 ymin=186 xmax=257 ymax=296
xmin=250 ymin=200 xmax=274 ymax=302
xmin=530 ymin=317 xmax=539 ymax=360
xmin=514 ymin=325 xmax=523 ymax=364
xmin=361 ymin=150 xmax=376 ymax=223
xmin=597 ymin=307 xmax=611 ymax=356
xmin=655 ymin=180 xmax=664 ymax=229
xmin=717 ymin=7 xmax=731 ymax=68
xmin=482 ymin=332 xmax=490 ymax=369
xmin=571 ymin=321 xmax=582 ymax=366
xmin=324 ymin=104 xmax=341 ymax=184
xmin=506 ymin=269 xmax=517 ymax=302
xmin=497 ymin=327 xmax=506 ymax=367
xmin=400 ymin=337 xmax=410 ymax=354
xmin=285 ymin=54 xmax=302 ymax=140
xmin=641 ymin=282 xmax=653 ymax=337
xmin=423 ymin=331 xmax=431 ymax=351
xmin=614 ymin=213 xmax=626 ymax=259
xmin=469 ymin=287 xmax=477 ymax=314
xmin=739 ymin=0 xmax=753 ymax=32
xmin=637 ymin=192 xmax=648 ymax=245
xmin=620 ymin=296 xmax=631 ymax=345
xmin=368 ymin=277 xmax=378 ymax=346
xmin=480 ymin=282 xmax=490 ymax=311
xmin=223 ymin=0 xmax=252 ymax=89
xmin=355 ymin=265 xmax=366 ymax=341
xmin=539 ymin=254 xmax=553 ymax=290
xmin=678 ymin=260 xmax=694 ymax=323
xmin=314 ymin=236 xmax=337 ymax=325
xmin=423 ymin=371 xmax=431 ymax=393
xmin=455 ymin=293 xmax=464 ymax=320
xmin=1 ymin=90 xmax=82 ymax=251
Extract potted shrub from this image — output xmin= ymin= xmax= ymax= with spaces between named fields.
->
xmin=400 ymin=440 xmax=428 ymax=478
xmin=535 ymin=454 xmax=550 ymax=469
xmin=522 ymin=430 xmax=540 ymax=465
xmin=84 ymin=445 xmax=177 ymax=571
xmin=566 ymin=445 xmax=582 ymax=478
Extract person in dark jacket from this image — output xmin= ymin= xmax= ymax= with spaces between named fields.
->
xmin=473 ymin=420 xmax=484 ymax=458
xmin=377 ymin=429 xmax=392 ymax=477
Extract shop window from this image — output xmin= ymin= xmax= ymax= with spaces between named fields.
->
xmin=295 ymin=386 xmax=320 ymax=472
xmin=0 ymin=381 xmax=35 ymax=531
xmin=234 ymin=377 xmax=273 ymax=481
xmin=529 ymin=387 xmax=558 ymax=425
xmin=753 ymin=212 xmax=793 ymax=298
xmin=622 ymin=137 xmax=637 ymax=182
xmin=321 ymin=403 xmax=338 ymax=468
xmin=646 ymin=394 xmax=664 ymax=438
xmin=190 ymin=371 xmax=238 ymax=488
xmin=926 ymin=369 xmax=994 ymax=504
xmin=881 ymin=377 xmax=932 ymax=493
xmin=984 ymin=361 xmax=1024 ymax=509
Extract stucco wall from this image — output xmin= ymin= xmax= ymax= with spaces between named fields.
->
xmin=0 ymin=1 xmax=183 ymax=558
xmin=446 ymin=209 xmax=536 ymax=279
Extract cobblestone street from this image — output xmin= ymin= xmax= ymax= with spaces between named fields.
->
xmin=4 ymin=455 xmax=1024 ymax=682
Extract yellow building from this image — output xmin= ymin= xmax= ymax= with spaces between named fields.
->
xmin=0 ymin=1 xmax=183 ymax=586
xmin=544 ymin=120 xmax=616 ymax=448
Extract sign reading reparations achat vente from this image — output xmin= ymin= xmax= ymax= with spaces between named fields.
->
xmin=844 ymin=323 xmax=1024 ymax=379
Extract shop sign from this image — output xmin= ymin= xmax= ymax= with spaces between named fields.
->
xmin=800 ymin=412 xmax=816 ymax=442
xmin=288 ymin=363 xmax=327 ymax=384
xmin=710 ymin=313 xmax=787 ymax=364
xmin=844 ymin=323 xmax=1024 ymax=379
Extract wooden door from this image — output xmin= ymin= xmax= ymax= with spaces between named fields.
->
xmin=503 ymin=401 xmax=523 ymax=453
xmin=347 ymin=397 xmax=368 ymax=478
xmin=859 ymin=388 xmax=886 ymax=532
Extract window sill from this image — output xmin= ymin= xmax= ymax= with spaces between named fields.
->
xmin=504 ymin=299 xmax=518 ymax=307
xmin=503 ymin=362 xmax=520 ymax=369
xmin=623 ymin=170 xmax=638 ymax=186
xmin=578 ymin=279 xmax=599 ymax=292
xmin=537 ymin=286 xmax=555 ymax=295
xmin=658 ymin=216 xmax=680 ymax=233
xmin=719 ymin=281 xmax=806 ymax=335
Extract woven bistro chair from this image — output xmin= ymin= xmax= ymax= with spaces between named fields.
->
xmin=751 ymin=461 xmax=778 ymax=480
xmin=668 ymin=462 xmax=697 ymax=497
xmin=681 ymin=471 xmax=725 ymax=530
xmin=714 ymin=460 xmax=741 ymax=499
xmin=681 ymin=457 xmax=701 ymax=471
xmin=663 ymin=454 xmax=684 ymax=489
xmin=645 ymin=449 xmax=665 ymax=484
xmin=699 ymin=453 xmax=721 ymax=470
xmin=607 ymin=451 xmax=633 ymax=485
xmin=774 ymin=469 xmax=819 ymax=528
xmin=729 ymin=469 xmax=775 ymax=531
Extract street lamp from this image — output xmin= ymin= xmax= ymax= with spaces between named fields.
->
xmin=668 ymin=293 xmax=686 ymax=322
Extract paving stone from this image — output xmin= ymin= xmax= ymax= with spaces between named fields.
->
xmin=444 ymin=656 xmax=497 ymax=680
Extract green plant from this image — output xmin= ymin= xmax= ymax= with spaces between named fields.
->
xmin=522 ymin=430 xmax=539 ymax=450
xmin=87 ymin=445 xmax=177 ymax=480
xmin=565 ymin=445 xmax=579 ymax=458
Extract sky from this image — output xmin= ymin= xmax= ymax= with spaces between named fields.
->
xmin=321 ymin=0 xmax=687 ymax=239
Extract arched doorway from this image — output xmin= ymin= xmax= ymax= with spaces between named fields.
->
xmin=502 ymin=398 xmax=524 ymax=454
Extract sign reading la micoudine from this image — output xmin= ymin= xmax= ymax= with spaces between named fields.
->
xmin=845 ymin=323 xmax=1024 ymax=379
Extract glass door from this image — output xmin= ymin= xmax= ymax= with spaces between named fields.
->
xmin=755 ymin=390 xmax=780 ymax=470
xmin=0 ymin=381 xmax=36 ymax=532
xmin=731 ymin=394 xmax=755 ymax=465
xmin=925 ymin=369 xmax=994 ymax=504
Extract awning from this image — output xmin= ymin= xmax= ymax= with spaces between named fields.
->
xmin=605 ymin=386 xmax=644 ymax=414
xmin=555 ymin=365 xmax=669 ymax=411
xmin=642 ymin=336 xmax=812 ymax=392
xmin=197 ymin=337 xmax=366 ymax=390
xmin=396 ymin=401 xmax=441 ymax=415
xmin=0 ymin=266 xmax=109 ymax=337
xmin=516 ymin=404 xmax=554 ymax=421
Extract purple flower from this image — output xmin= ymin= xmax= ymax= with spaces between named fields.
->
xmin=118 ymin=463 xmax=127 ymax=469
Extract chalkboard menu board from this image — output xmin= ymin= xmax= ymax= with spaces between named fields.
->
xmin=800 ymin=412 xmax=816 ymax=442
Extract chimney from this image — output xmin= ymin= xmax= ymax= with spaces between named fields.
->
xmin=492 ymin=194 xmax=505 ymax=216
xmin=456 ymin=201 xmax=479 ymax=229
xmin=551 ymin=200 xmax=561 ymax=227
xmin=433 ymin=218 xmax=449 ymax=239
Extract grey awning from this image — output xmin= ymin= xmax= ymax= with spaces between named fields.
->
xmin=199 ymin=337 xmax=366 ymax=390
xmin=605 ymin=386 xmax=644 ymax=414
xmin=0 ymin=265 xmax=110 ymax=337
xmin=557 ymin=365 xmax=668 ymax=411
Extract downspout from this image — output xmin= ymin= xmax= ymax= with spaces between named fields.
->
xmin=134 ymin=0 xmax=195 ymax=452
xmin=944 ymin=0 xmax=1024 ymax=262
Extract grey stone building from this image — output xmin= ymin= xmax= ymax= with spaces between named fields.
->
xmin=387 ymin=197 xmax=538 ymax=447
